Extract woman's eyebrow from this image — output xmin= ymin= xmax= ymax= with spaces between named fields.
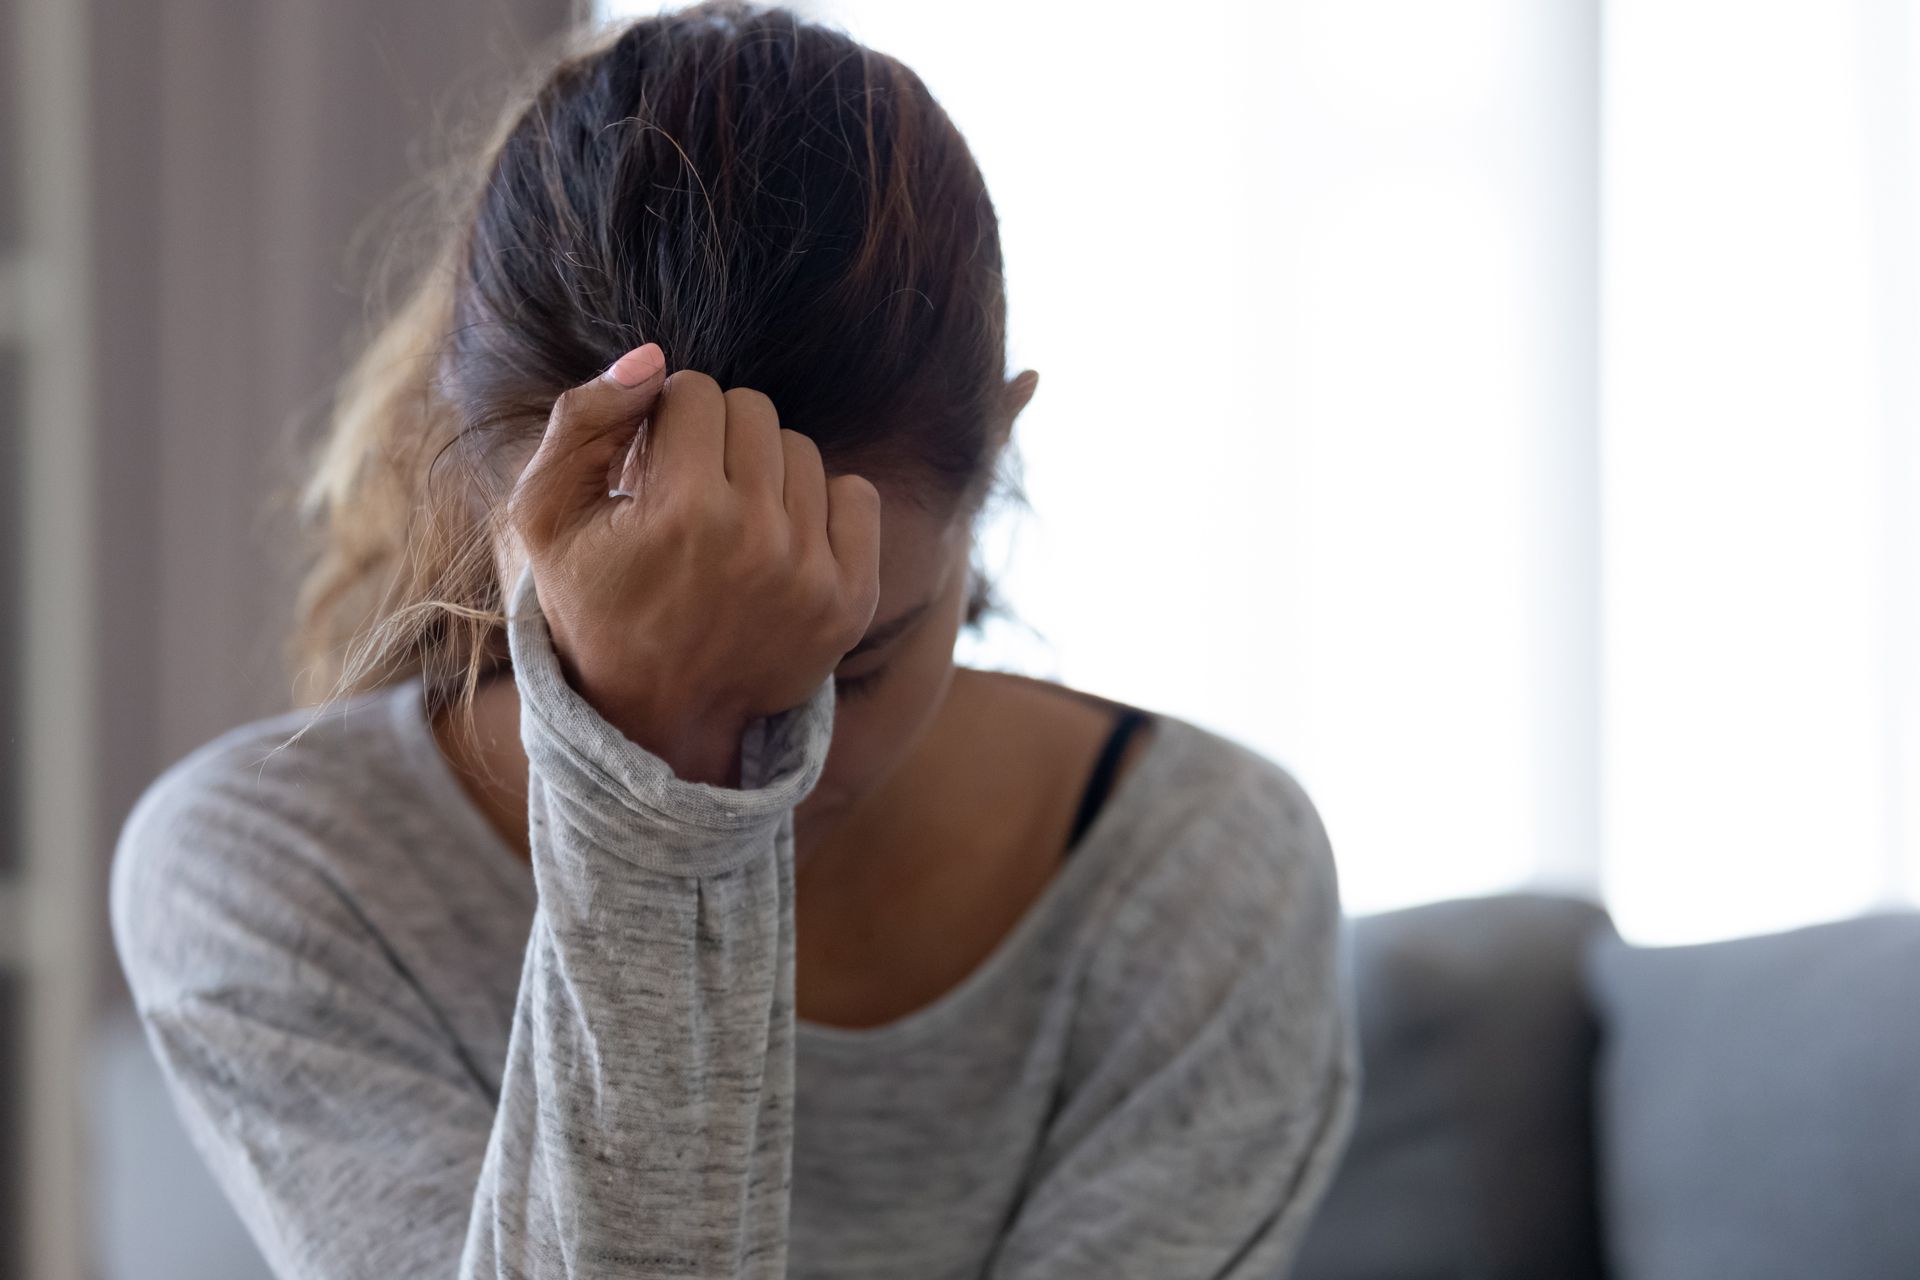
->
xmin=843 ymin=597 xmax=933 ymax=660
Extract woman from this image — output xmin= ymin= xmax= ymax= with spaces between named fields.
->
xmin=109 ymin=2 xmax=1356 ymax=1276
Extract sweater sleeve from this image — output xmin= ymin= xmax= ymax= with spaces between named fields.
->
xmin=109 ymin=559 xmax=836 ymax=1279
xmin=980 ymin=763 xmax=1360 ymax=1279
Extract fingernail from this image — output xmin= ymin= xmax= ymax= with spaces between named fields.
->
xmin=602 ymin=343 xmax=664 ymax=388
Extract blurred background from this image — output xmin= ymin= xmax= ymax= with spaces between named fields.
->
xmin=2 ymin=0 xmax=1917 ymax=1275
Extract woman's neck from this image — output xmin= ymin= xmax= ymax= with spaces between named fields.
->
xmin=428 ymin=671 xmax=533 ymax=865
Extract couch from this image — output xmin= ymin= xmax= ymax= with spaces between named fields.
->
xmin=93 ymin=894 xmax=1920 ymax=1278
xmin=1292 ymin=893 xmax=1920 ymax=1279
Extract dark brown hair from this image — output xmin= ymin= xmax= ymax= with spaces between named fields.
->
xmin=285 ymin=0 xmax=1026 ymax=749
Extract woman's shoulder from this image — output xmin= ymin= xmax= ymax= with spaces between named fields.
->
xmin=1080 ymin=702 xmax=1342 ymax=952
xmin=1132 ymin=706 xmax=1326 ymax=827
xmin=115 ymin=681 xmax=417 ymax=863
xmin=109 ymin=681 xmax=424 ymax=1003
xmin=986 ymin=669 xmax=1334 ymax=898
xmin=1053 ymin=703 xmax=1349 ymax=1104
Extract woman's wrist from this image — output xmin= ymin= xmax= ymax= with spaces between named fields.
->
xmin=566 ymin=666 xmax=750 ymax=788
xmin=624 ymin=716 xmax=747 ymax=789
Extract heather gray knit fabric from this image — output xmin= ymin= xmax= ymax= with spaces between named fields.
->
xmin=109 ymin=562 xmax=1357 ymax=1279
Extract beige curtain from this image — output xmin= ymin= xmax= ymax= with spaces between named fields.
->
xmin=28 ymin=2 xmax=577 ymax=1277
xmin=89 ymin=0 xmax=579 ymax=929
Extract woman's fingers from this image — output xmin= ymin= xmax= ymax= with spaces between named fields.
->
xmin=780 ymin=428 xmax=827 ymax=539
xmin=513 ymin=343 xmax=667 ymax=542
xmin=644 ymin=368 xmax=728 ymax=496
xmin=610 ymin=424 xmax=647 ymax=499
xmin=516 ymin=349 xmax=887 ymax=728
xmin=825 ymin=472 xmax=883 ymax=631
xmin=721 ymin=387 xmax=786 ymax=507
xmin=772 ymin=423 xmax=877 ymax=635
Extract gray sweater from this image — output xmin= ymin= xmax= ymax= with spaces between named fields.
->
xmin=109 ymin=562 xmax=1358 ymax=1279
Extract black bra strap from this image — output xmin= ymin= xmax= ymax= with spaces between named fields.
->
xmin=1064 ymin=709 xmax=1153 ymax=857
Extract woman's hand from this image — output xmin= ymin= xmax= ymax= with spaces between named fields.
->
xmin=506 ymin=342 xmax=881 ymax=786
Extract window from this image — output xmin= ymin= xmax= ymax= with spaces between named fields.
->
xmin=596 ymin=0 xmax=1920 ymax=944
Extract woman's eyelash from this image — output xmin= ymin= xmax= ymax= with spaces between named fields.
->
xmin=833 ymin=667 xmax=886 ymax=700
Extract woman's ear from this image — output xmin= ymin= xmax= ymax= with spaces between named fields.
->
xmin=992 ymin=369 xmax=1039 ymax=450
xmin=1006 ymin=369 xmax=1039 ymax=420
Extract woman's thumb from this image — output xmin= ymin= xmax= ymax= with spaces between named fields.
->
xmin=515 ymin=343 xmax=669 ymax=531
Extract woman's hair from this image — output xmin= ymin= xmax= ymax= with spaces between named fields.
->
xmin=282 ymin=0 xmax=1026 ymax=756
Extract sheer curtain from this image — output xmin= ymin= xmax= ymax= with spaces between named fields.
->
xmin=598 ymin=0 xmax=1920 ymax=945
xmin=1602 ymin=0 xmax=1920 ymax=942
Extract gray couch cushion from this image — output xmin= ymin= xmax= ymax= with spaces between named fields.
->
xmin=1293 ymin=893 xmax=1614 ymax=1280
xmin=1587 ymin=911 xmax=1920 ymax=1280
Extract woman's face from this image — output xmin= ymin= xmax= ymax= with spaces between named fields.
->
xmin=492 ymin=370 xmax=1036 ymax=863
xmin=791 ymin=484 xmax=976 ymax=859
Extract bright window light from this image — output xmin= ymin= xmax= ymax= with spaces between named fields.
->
xmin=591 ymin=0 xmax=1920 ymax=945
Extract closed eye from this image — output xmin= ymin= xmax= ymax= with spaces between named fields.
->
xmin=832 ymin=666 xmax=887 ymax=700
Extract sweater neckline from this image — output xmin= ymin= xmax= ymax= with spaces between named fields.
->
xmin=796 ymin=708 xmax=1185 ymax=1051
xmin=384 ymin=673 xmax=1189 ymax=1051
